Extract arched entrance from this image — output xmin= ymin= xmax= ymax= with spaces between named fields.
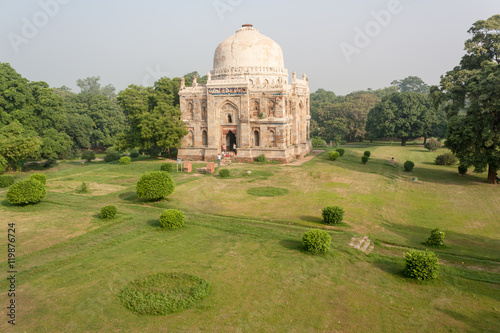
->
xmin=226 ymin=131 xmax=236 ymax=151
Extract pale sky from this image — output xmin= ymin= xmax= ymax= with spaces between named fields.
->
xmin=1 ymin=0 xmax=499 ymax=96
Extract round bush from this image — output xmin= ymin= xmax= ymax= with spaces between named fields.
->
xmin=424 ymin=139 xmax=443 ymax=152
xmin=404 ymin=160 xmax=415 ymax=172
xmin=81 ymin=150 xmax=95 ymax=162
xmin=425 ymin=228 xmax=445 ymax=246
xmin=403 ymin=249 xmax=439 ymax=280
xmin=364 ymin=151 xmax=371 ymax=158
xmin=329 ymin=151 xmax=340 ymax=161
xmin=302 ymin=229 xmax=332 ymax=253
xmin=29 ymin=173 xmax=47 ymax=185
xmin=160 ymin=163 xmax=173 ymax=172
xmin=435 ymin=153 xmax=457 ymax=166
xmin=0 ymin=155 xmax=7 ymax=174
xmin=136 ymin=171 xmax=175 ymax=201
xmin=322 ymin=206 xmax=344 ymax=225
xmin=104 ymin=151 xmax=121 ymax=162
xmin=335 ymin=148 xmax=345 ymax=156
xmin=458 ymin=164 xmax=467 ymax=175
xmin=129 ymin=149 xmax=140 ymax=158
xmin=0 ymin=175 xmax=15 ymax=188
xmin=219 ymin=169 xmax=231 ymax=178
xmin=7 ymin=178 xmax=46 ymax=205
xmin=255 ymin=154 xmax=266 ymax=162
xmin=312 ymin=136 xmax=327 ymax=147
xmin=120 ymin=272 xmax=211 ymax=315
xmin=361 ymin=155 xmax=369 ymax=164
xmin=100 ymin=205 xmax=118 ymax=219
xmin=159 ymin=209 xmax=185 ymax=229
xmin=120 ymin=156 xmax=131 ymax=165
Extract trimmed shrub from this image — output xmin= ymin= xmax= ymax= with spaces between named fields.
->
xmin=159 ymin=209 xmax=185 ymax=229
xmin=435 ymin=153 xmax=457 ymax=166
xmin=403 ymin=249 xmax=439 ymax=280
xmin=425 ymin=228 xmax=445 ymax=246
xmin=424 ymin=139 xmax=443 ymax=152
xmin=458 ymin=164 xmax=468 ymax=175
xmin=322 ymin=206 xmax=344 ymax=225
xmin=361 ymin=155 xmax=369 ymax=164
xmin=219 ymin=169 xmax=231 ymax=178
xmin=364 ymin=151 xmax=371 ymax=158
xmin=136 ymin=171 xmax=175 ymax=200
xmin=81 ymin=150 xmax=95 ymax=162
xmin=312 ymin=136 xmax=327 ymax=147
xmin=335 ymin=148 xmax=345 ymax=156
xmin=104 ymin=148 xmax=121 ymax=162
xmin=29 ymin=173 xmax=47 ymax=185
xmin=100 ymin=205 xmax=118 ymax=219
xmin=329 ymin=151 xmax=340 ymax=161
xmin=7 ymin=178 xmax=46 ymax=205
xmin=129 ymin=149 xmax=140 ymax=158
xmin=404 ymin=160 xmax=415 ymax=172
xmin=302 ymin=229 xmax=332 ymax=253
xmin=160 ymin=163 xmax=173 ymax=172
xmin=0 ymin=175 xmax=15 ymax=188
xmin=120 ymin=156 xmax=131 ymax=165
xmin=255 ymin=154 xmax=266 ymax=163
xmin=0 ymin=155 xmax=7 ymax=174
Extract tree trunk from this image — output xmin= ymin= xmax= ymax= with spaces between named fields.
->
xmin=487 ymin=164 xmax=498 ymax=184
xmin=168 ymin=147 xmax=171 ymax=158
xmin=423 ymin=137 xmax=427 ymax=145
xmin=401 ymin=138 xmax=408 ymax=146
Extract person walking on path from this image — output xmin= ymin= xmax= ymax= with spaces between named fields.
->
xmin=233 ymin=143 xmax=237 ymax=155
xmin=217 ymin=153 xmax=221 ymax=167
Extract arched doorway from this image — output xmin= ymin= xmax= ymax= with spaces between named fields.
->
xmin=226 ymin=131 xmax=236 ymax=151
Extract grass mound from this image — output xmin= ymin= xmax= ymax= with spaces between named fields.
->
xmin=247 ymin=186 xmax=289 ymax=197
xmin=120 ymin=272 xmax=211 ymax=315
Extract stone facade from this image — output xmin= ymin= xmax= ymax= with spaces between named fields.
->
xmin=178 ymin=24 xmax=312 ymax=163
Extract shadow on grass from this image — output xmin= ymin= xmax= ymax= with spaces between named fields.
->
xmin=147 ymin=219 xmax=161 ymax=228
xmin=279 ymin=239 xmax=303 ymax=251
xmin=1 ymin=199 xmax=12 ymax=207
xmin=300 ymin=215 xmax=323 ymax=223
xmin=119 ymin=191 xmax=138 ymax=202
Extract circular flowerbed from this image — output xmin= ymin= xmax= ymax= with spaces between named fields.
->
xmin=246 ymin=186 xmax=289 ymax=197
xmin=120 ymin=273 xmax=211 ymax=315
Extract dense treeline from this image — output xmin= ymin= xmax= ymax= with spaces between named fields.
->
xmin=311 ymin=76 xmax=446 ymax=146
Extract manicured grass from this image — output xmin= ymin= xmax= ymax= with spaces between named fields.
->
xmin=0 ymin=145 xmax=498 ymax=332
xmin=246 ymin=186 xmax=289 ymax=197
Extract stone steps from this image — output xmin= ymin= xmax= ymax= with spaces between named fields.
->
xmin=348 ymin=235 xmax=374 ymax=254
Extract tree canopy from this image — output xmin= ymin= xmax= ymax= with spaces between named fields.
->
xmin=391 ymin=76 xmax=430 ymax=94
xmin=365 ymin=92 xmax=434 ymax=146
xmin=117 ymin=77 xmax=187 ymax=157
xmin=433 ymin=14 xmax=500 ymax=184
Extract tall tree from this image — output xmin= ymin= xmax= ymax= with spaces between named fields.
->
xmin=365 ymin=92 xmax=433 ymax=146
xmin=117 ymin=77 xmax=187 ymax=157
xmin=0 ymin=121 xmax=41 ymax=170
xmin=391 ymin=76 xmax=430 ymax=94
xmin=434 ymin=15 xmax=500 ymax=184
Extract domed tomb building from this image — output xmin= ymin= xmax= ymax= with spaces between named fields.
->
xmin=178 ymin=24 xmax=312 ymax=163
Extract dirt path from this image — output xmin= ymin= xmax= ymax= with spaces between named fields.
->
xmin=285 ymin=150 xmax=323 ymax=166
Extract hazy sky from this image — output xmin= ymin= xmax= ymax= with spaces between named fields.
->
xmin=1 ymin=0 xmax=499 ymax=95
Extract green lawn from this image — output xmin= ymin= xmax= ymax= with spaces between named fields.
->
xmin=0 ymin=145 xmax=498 ymax=332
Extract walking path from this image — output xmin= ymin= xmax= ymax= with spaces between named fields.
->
xmin=285 ymin=149 xmax=323 ymax=166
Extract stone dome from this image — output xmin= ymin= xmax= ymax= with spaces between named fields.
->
xmin=212 ymin=25 xmax=287 ymax=78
